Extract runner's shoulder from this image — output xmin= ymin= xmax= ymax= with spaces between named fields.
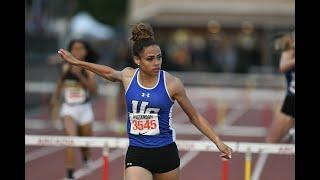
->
xmin=164 ymin=71 xmax=184 ymax=92
xmin=122 ymin=67 xmax=137 ymax=79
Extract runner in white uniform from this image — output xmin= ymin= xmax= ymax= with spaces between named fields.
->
xmin=50 ymin=39 xmax=99 ymax=180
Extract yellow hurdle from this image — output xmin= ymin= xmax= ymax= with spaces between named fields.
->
xmin=245 ymin=148 xmax=252 ymax=180
xmin=216 ymin=101 xmax=227 ymax=125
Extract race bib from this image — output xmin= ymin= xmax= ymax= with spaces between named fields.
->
xmin=129 ymin=113 xmax=160 ymax=135
xmin=64 ymin=81 xmax=86 ymax=104
xmin=289 ymin=73 xmax=295 ymax=94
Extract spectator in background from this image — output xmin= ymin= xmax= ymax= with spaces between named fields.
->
xmin=214 ymin=39 xmax=236 ymax=73
xmin=166 ymin=29 xmax=192 ymax=71
xmin=172 ymin=45 xmax=192 ymax=71
xmin=235 ymin=33 xmax=260 ymax=73
xmin=223 ymin=43 xmax=238 ymax=72
xmin=190 ymin=35 xmax=209 ymax=71
xmin=266 ymin=31 xmax=295 ymax=143
xmin=207 ymin=35 xmax=223 ymax=72
xmin=50 ymin=39 xmax=99 ymax=179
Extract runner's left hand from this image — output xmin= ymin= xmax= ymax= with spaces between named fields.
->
xmin=216 ymin=141 xmax=232 ymax=160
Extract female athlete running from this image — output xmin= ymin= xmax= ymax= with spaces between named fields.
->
xmin=266 ymin=31 xmax=295 ymax=143
xmin=51 ymin=39 xmax=99 ymax=179
xmin=58 ymin=23 xmax=232 ymax=180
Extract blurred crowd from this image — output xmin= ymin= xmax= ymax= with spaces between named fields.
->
xmin=111 ymin=30 xmax=263 ymax=73
xmin=25 ymin=1 xmax=284 ymax=74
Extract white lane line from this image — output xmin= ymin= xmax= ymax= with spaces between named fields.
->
xmin=179 ymin=105 xmax=251 ymax=169
xmin=223 ymin=105 xmax=251 ymax=127
xmin=251 ymin=153 xmax=269 ymax=180
xmin=180 ymin=151 xmax=201 ymax=169
xmin=173 ymin=101 xmax=207 ymax=123
xmin=62 ymin=149 xmax=125 ymax=180
xmin=25 ymin=147 xmax=65 ymax=163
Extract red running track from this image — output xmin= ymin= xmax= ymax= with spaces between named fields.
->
xmin=25 ymin=97 xmax=294 ymax=180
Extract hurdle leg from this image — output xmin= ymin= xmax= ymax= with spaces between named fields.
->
xmin=221 ymin=158 xmax=229 ymax=180
xmin=217 ymin=101 xmax=227 ymax=125
xmin=103 ymin=143 xmax=109 ymax=180
xmin=244 ymin=148 xmax=252 ymax=180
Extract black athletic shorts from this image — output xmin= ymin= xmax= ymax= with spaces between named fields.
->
xmin=281 ymin=95 xmax=295 ymax=118
xmin=125 ymin=142 xmax=180 ymax=174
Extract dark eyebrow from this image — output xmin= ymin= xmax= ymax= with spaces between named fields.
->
xmin=146 ymin=53 xmax=162 ymax=58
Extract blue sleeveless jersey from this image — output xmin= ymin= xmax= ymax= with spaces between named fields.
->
xmin=125 ymin=69 xmax=175 ymax=148
xmin=285 ymin=68 xmax=295 ymax=96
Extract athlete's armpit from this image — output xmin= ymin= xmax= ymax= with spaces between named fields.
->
xmin=121 ymin=67 xmax=138 ymax=91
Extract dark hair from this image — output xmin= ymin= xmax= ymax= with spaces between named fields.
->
xmin=272 ymin=32 xmax=294 ymax=52
xmin=130 ymin=23 xmax=158 ymax=58
xmin=67 ymin=39 xmax=100 ymax=63
xmin=271 ymin=29 xmax=295 ymax=51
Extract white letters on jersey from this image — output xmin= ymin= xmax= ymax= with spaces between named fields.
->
xmin=130 ymin=100 xmax=160 ymax=135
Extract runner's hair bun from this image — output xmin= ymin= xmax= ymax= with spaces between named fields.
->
xmin=130 ymin=23 xmax=154 ymax=42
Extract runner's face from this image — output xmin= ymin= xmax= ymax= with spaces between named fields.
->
xmin=71 ymin=42 xmax=88 ymax=61
xmin=136 ymin=45 xmax=162 ymax=76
